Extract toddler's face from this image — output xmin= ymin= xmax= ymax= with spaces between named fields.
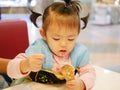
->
xmin=43 ymin=24 xmax=79 ymax=57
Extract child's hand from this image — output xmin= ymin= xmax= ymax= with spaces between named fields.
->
xmin=20 ymin=54 xmax=44 ymax=73
xmin=66 ymin=78 xmax=85 ymax=90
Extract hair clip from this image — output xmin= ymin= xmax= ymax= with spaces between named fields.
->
xmin=64 ymin=0 xmax=72 ymax=7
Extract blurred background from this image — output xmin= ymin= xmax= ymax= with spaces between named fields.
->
xmin=0 ymin=0 xmax=120 ymax=72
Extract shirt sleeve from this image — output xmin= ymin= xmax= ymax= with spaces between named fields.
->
xmin=78 ymin=63 xmax=96 ymax=90
xmin=7 ymin=53 xmax=30 ymax=79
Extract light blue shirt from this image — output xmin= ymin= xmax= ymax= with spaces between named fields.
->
xmin=25 ymin=38 xmax=90 ymax=69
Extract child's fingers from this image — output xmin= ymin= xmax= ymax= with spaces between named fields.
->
xmin=27 ymin=54 xmax=45 ymax=71
xmin=30 ymin=54 xmax=45 ymax=59
xmin=28 ymin=54 xmax=45 ymax=63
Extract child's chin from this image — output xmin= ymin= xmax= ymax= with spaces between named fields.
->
xmin=58 ymin=54 xmax=66 ymax=57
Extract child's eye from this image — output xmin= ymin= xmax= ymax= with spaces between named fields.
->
xmin=53 ymin=38 xmax=60 ymax=41
xmin=68 ymin=39 xmax=75 ymax=41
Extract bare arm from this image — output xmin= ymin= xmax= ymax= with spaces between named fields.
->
xmin=0 ymin=58 xmax=10 ymax=74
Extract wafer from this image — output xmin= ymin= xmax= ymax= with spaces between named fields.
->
xmin=61 ymin=64 xmax=75 ymax=81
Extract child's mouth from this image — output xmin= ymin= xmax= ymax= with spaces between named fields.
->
xmin=59 ymin=50 xmax=67 ymax=55
xmin=60 ymin=50 xmax=66 ymax=52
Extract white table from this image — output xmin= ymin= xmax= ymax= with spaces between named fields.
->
xmin=3 ymin=66 xmax=120 ymax=90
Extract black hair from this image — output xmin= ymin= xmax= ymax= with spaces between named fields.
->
xmin=29 ymin=0 xmax=89 ymax=30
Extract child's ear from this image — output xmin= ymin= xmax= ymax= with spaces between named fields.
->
xmin=40 ymin=29 xmax=46 ymax=40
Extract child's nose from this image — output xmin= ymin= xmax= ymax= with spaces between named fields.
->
xmin=60 ymin=40 xmax=67 ymax=47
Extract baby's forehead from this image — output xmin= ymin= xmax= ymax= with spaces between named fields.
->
xmin=47 ymin=24 xmax=78 ymax=36
xmin=48 ymin=23 xmax=78 ymax=31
